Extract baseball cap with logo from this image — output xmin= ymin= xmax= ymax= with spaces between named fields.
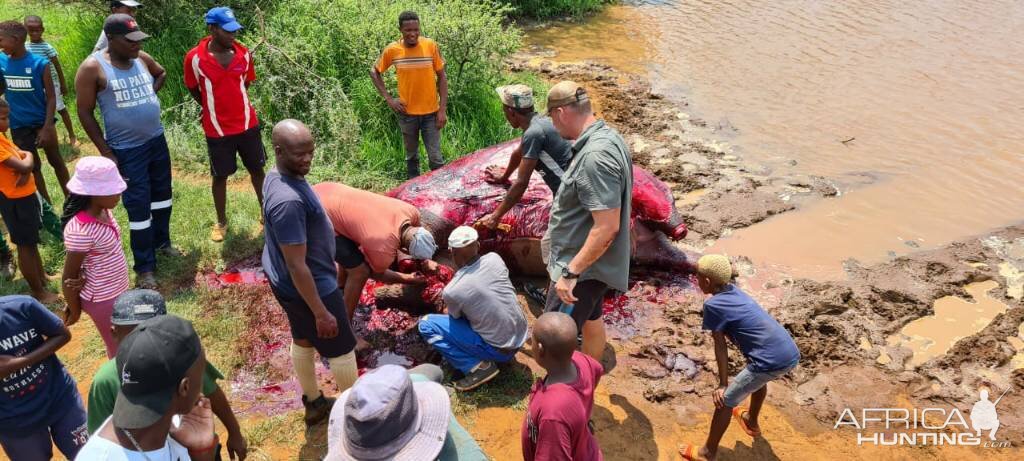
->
xmin=496 ymin=84 xmax=534 ymax=110
xmin=206 ymin=6 xmax=243 ymax=33
xmin=114 ymin=315 xmax=202 ymax=429
xmin=111 ymin=289 xmax=167 ymax=326
xmin=103 ymin=13 xmax=149 ymax=42
xmin=545 ymin=80 xmax=589 ymax=114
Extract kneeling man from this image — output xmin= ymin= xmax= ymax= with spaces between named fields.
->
xmin=419 ymin=226 xmax=527 ymax=391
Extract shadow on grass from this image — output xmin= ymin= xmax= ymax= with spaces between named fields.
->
xmin=452 ymin=356 xmax=534 ymax=415
xmin=298 ymin=419 xmax=329 ymax=461
xmin=592 ymin=394 xmax=659 ymax=460
xmin=221 ymin=225 xmax=264 ymax=265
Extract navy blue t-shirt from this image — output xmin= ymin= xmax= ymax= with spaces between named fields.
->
xmin=702 ymin=285 xmax=800 ymax=373
xmin=0 ymin=295 xmax=80 ymax=434
xmin=262 ymin=169 xmax=339 ymax=301
xmin=0 ymin=52 xmax=50 ymax=129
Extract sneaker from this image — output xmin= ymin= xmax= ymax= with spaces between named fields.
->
xmin=210 ymin=223 xmax=227 ymax=242
xmin=137 ymin=272 xmax=158 ymax=290
xmin=302 ymin=393 xmax=335 ymax=427
xmin=158 ymin=245 xmax=184 ymax=257
xmin=0 ymin=252 xmax=14 ymax=279
xmin=454 ymin=361 xmax=499 ymax=392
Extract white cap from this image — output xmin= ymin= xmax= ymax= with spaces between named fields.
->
xmin=448 ymin=226 xmax=479 ymax=249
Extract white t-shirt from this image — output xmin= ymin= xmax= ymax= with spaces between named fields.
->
xmin=76 ymin=418 xmax=191 ymax=460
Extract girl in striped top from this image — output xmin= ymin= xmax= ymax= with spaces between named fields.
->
xmin=60 ymin=157 xmax=129 ymax=358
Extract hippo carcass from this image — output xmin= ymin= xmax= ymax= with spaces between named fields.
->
xmin=388 ymin=139 xmax=694 ymax=276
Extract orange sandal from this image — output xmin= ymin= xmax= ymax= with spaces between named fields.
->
xmin=732 ymin=407 xmax=762 ymax=437
xmin=678 ymin=443 xmax=701 ymax=460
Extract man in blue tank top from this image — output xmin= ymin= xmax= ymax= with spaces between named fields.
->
xmin=75 ymin=14 xmax=171 ymax=290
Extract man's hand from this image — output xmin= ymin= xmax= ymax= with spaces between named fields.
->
xmin=387 ymin=98 xmax=407 ymax=114
xmin=314 ymin=311 xmax=339 ymax=338
xmin=477 ymin=212 xmax=501 ymax=230
xmin=404 ymin=273 xmax=428 ymax=285
xmin=226 ymin=429 xmax=248 ymax=460
xmin=555 ymin=276 xmax=579 ymax=304
xmin=63 ymin=307 xmax=81 ymax=326
xmin=421 ymin=259 xmax=439 ymax=275
xmin=15 ymin=172 xmax=31 ymax=187
xmin=436 ymin=110 xmax=447 ymax=130
xmin=171 ymin=397 xmax=216 ymax=451
xmin=713 ymin=386 xmax=727 ymax=409
xmin=0 ymin=355 xmax=26 ymax=378
xmin=36 ymin=125 xmax=56 ymax=146
xmin=484 ymin=165 xmax=510 ymax=184
xmin=63 ymin=277 xmax=86 ymax=291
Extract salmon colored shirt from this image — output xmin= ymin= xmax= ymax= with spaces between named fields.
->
xmin=0 ymin=134 xmax=36 ymax=199
xmin=312 ymin=182 xmax=420 ymax=273
xmin=375 ymin=37 xmax=445 ymax=115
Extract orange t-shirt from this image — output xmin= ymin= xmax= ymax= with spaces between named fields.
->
xmin=312 ymin=182 xmax=421 ymax=273
xmin=375 ymin=37 xmax=445 ymax=115
xmin=0 ymin=135 xmax=36 ymax=199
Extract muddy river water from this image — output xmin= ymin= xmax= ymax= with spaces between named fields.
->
xmin=527 ymin=0 xmax=1024 ymax=279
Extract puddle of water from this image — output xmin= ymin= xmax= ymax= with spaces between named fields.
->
xmin=887 ymin=280 xmax=1010 ymax=369
xmin=998 ymin=262 xmax=1023 ymax=300
xmin=529 ymin=1 xmax=1024 ymax=277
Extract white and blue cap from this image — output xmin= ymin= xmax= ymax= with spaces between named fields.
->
xmin=408 ymin=228 xmax=437 ymax=260
xmin=326 ymin=365 xmax=450 ymax=461
xmin=205 ymin=6 xmax=242 ymax=33
xmin=448 ymin=226 xmax=478 ymax=249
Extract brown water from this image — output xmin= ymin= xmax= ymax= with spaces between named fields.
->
xmin=528 ymin=1 xmax=1024 ymax=278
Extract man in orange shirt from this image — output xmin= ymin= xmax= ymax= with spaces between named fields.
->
xmin=370 ymin=10 xmax=449 ymax=179
xmin=312 ymin=182 xmax=440 ymax=332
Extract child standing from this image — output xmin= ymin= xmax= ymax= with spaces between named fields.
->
xmin=0 ymin=98 xmax=58 ymax=303
xmin=0 ymin=295 xmax=89 ymax=460
xmin=24 ymin=15 xmax=79 ymax=147
xmin=679 ymin=255 xmax=801 ymax=461
xmin=60 ymin=156 xmax=129 ymax=358
xmin=0 ymin=20 xmax=71 ymax=203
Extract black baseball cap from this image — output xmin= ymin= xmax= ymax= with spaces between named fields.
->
xmin=111 ymin=289 xmax=167 ymax=326
xmin=103 ymin=13 xmax=149 ymax=42
xmin=114 ymin=315 xmax=203 ymax=429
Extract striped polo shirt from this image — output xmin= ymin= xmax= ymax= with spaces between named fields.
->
xmin=64 ymin=210 xmax=130 ymax=302
xmin=375 ymin=37 xmax=445 ymax=115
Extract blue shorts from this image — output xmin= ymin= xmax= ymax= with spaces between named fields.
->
xmin=723 ymin=362 xmax=797 ymax=408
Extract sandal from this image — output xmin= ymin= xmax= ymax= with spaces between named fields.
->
xmin=678 ymin=443 xmax=701 ymax=461
xmin=732 ymin=407 xmax=762 ymax=437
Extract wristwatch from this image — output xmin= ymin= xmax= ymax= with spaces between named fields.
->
xmin=561 ymin=266 xmax=580 ymax=280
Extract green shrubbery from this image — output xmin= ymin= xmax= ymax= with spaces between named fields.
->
xmin=501 ymin=0 xmax=611 ymax=18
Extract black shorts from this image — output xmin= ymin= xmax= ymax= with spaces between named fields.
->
xmin=271 ymin=287 xmax=356 ymax=358
xmin=0 ymin=193 xmax=41 ymax=246
xmin=206 ymin=125 xmax=266 ymax=178
xmin=10 ymin=126 xmax=41 ymax=173
xmin=335 ymin=235 xmax=366 ymax=269
xmin=544 ymin=279 xmax=609 ymax=331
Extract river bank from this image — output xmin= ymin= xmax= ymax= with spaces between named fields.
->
xmin=503 ymin=46 xmax=1024 ymax=458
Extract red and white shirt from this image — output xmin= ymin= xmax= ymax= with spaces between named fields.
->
xmin=184 ymin=37 xmax=258 ymax=138
xmin=64 ymin=210 xmax=130 ymax=302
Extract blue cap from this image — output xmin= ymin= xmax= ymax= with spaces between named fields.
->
xmin=205 ymin=6 xmax=242 ymax=32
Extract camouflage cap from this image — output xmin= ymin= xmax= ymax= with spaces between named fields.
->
xmin=496 ymin=84 xmax=534 ymax=109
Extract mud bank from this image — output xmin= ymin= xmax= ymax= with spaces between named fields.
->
xmin=508 ymin=54 xmax=844 ymax=244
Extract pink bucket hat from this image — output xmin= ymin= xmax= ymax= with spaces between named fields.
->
xmin=67 ymin=156 xmax=127 ymax=196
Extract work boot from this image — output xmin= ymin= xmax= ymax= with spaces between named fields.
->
xmin=454 ymin=361 xmax=499 ymax=392
xmin=302 ymin=393 xmax=335 ymax=427
xmin=137 ymin=272 xmax=157 ymax=290
xmin=210 ymin=223 xmax=227 ymax=242
xmin=158 ymin=245 xmax=184 ymax=258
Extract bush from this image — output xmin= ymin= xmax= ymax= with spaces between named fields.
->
xmin=501 ymin=0 xmax=611 ymax=18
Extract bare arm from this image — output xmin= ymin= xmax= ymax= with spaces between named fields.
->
xmin=61 ymin=251 xmax=88 ymax=326
xmin=2 ymin=152 xmax=34 ymax=174
xmin=75 ymin=59 xmax=115 ymax=160
xmin=41 ymin=66 xmax=56 ymax=131
xmin=485 ymin=144 xmax=522 ymax=184
xmin=369 ymin=67 xmax=405 ymax=114
xmin=712 ymin=331 xmax=729 ymax=387
xmin=280 ymin=243 xmax=338 ymax=338
xmin=0 ymin=325 xmax=71 ymax=379
xmin=139 ymin=51 xmax=166 ymax=93
xmin=494 ymin=157 xmax=538 ymax=220
xmin=208 ymin=386 xmax=246 ymax=460
xmin=52 ymin=56 xmax=68 ymax=94
xmin=187 ymin=87 xmax=201 ymax=105
xmin=341 ymin=263 xmax=371 ymax=318
xmin=436 ymin=68 xmax=448 ymax=129
xmin=566 ymin=208 xmax=621 ymax=275
xmin=371 ymin=269 xmax=423 ymax=284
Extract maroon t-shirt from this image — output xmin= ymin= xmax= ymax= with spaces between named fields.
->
xmin=522 ymin=351 xmax=605 ymax=461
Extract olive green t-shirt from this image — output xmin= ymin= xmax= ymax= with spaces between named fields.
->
xmin=546 ymin=120 xmax=633 ymax=292
xmin=86 ymin=358 xmax=225 ymax=434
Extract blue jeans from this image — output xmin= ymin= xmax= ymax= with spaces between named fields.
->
xmin=0 ymin=392 xmax=89 ymax=460
xmin=723 ymin=362 xmax=798 ymax=408
xmin=113 ymin=134 xmax=172 ymax=274
xmin=418 ymin=314 xmax=515 ymax=374
xmin=398 ymin=112 xmax=444 ymax=178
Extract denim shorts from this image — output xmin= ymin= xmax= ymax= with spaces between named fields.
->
xmin=723 ymin=362 xmax=797 ymax=408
